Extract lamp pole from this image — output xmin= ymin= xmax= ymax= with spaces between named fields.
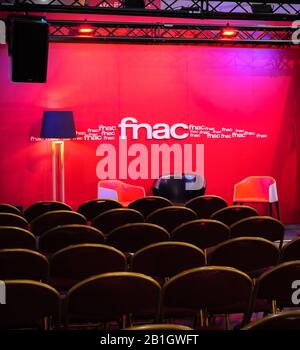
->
xmin=52 ymin=140 xmax=65 ymax=202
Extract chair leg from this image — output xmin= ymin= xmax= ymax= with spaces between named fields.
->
xmin=269 ymin=203 xmax=273 ymax=217
xmin=275 ymin=201 xmax=280 ymax=220
xmin=224 ymin=314 xmax=231 ymax=330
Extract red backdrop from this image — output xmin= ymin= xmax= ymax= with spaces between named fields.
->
xmin=0 ymin=42 xmax=299 ymax=223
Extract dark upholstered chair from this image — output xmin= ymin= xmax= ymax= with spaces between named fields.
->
xmin=128 ymin=196 xmax=172 ymax=218
xmin=152 ymin=173 xmax=206 ymax=203
xmin=185 ymin=195 xmax=227 ymax=218
xmin=146 ymin=206 xmax=197 ymax=233
xmin=77 ymin=199 xmax=123 ymax=221
xmin=23 ymin=201 xmax=72 ymax=223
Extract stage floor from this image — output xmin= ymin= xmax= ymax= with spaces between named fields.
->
xmin=284 ymin=224 xmax=300 ymax=242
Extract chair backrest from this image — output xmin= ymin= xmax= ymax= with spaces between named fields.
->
xmin=252 ymin=261 xmax=300 ymax=312
xmin=105 ymin=223 xmax=170 ymax=253
xmin=242 ymin=311 xmax=300 ymax=330
xmin=0 ymin=280 xmax=60 ymax=329
xmin=211 ymin=206 xmax=258 ymax=226
xmin=132 ymin=242 xmax=205 ymax=278
xmin=65 ymin=272 xmax=161 ymax=323
xmin=152 ymin=173 xmax=206 ymax=203
xmin=230 ymin=216 xmax=284 ymax=246
xmin=50 ymin=244 xmax=127 ymax=290
xmin=92 ymin=208 xmax=144 ymax=234
xmin=0 ymin=203 xmax=22 ymax=216
xmin=77 ymin=199 xmax=123 ymax=221
xmin=39 ymin=224 xmax=105 ymax=254
xmin=281 ymin=237 xmax=300 ymax=262
xmin=146 ymin=206 xmax=197 ymax=233
xmin=161 ymin=266 xmax=253 ymax=325
xmin=0 ymin=226 xmax=36 ymax=250
xmin=31 ymin=210 xmax=87 ymax=236
xmin=126 ymin=324 xmax=194 ymax=330
xmin=0 ymin=249 xmax=48 ymax=282
xmin=98 ymin=180 xmax=145 ymax=205
xmin=233 ymin=176 xmax=278 ymax=203
xmin=171 ymin=219 xmax=230 ymax=250
xmin=209 ymin=237 xmax=280 ymax=274
xmin=23 ymin=201 xmax=72 ymax=223
xmin=128 ymin=196 xmax=173 ymax=218
xmin=185 ymin=195 xmax=228 ymax=218
xmin=0 ymin=213 xmax=29 ymax=230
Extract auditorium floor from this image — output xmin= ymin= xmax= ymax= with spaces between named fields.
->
xmin=284 ymin=224 xmax=300 ymax=241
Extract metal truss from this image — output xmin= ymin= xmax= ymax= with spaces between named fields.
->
xmin=1 ymin=0 xmax=300 ymax=21
xmin=48 ymin=20 xmax=298 ymax=45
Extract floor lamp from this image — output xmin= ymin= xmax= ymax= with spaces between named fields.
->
xmin=40 ymin=111 xmax=76 ymax=203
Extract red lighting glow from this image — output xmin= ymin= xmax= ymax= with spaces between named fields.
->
xmin=78 ymin=26 xmax=95 ymax=35
xmin=220 ymin=28 xmax=238 ymax=39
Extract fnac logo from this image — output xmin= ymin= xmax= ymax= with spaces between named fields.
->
xmin=0 ymin=281 xmax=6 ymax=305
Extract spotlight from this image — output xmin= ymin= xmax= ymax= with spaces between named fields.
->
xmin=220 ymin=26 xmax=238 ymax=39
xmin=251 ymin=3 xmax=273 ymax=14
xmin=77 ymin=25 xmax=95 ymax=36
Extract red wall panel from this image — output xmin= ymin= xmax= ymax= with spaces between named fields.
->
xmin=0 ymin=43 xmax=299 ymax=223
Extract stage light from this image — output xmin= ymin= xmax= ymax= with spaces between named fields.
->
xmin=220 ymin=27 xmax=238 ymax=39
xmin=78 ymin=26 xmax=94 ymax=34
xmin=77 ymin=25 xmax=96 ymax=37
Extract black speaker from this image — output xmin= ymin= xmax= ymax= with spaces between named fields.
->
xmin=124 ymin=0 xmax=145 ymax=9
xmin=8 ymin=17 xmax=49 ymax=83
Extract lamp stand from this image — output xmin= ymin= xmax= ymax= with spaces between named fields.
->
xmin=51 ymin=140 xmax=65 ymax=202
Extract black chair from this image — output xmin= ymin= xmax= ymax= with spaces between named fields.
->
xmin=0 ymin=227 xmax=36 ymax=250
xmin=248 ymin=261 xmax=300 ymax=318
xmin=210 ymin=206 xmax=258 ymax=226
xmin=243 ymin=311 xmax=300 ymax=330
xmin=105 ymin=223 xmax=170 ymax=253
xmin=0 ymin=213 xmax=29 ymax=230
xmin=0 ymin=249 xmax=48 ymax=282
xmin=146 ymin=206 xmax=197 ymax=233
xmin=230 ymin=216 xmax=285 ymax=248
xmin=0 ymin=203 xmax=22 ymax=216
xmin=208 ymin=237 xmax=280 ymax=276
xmin=171 ymin=219 xmax=230 ymax=250
xmin=131 ymin=241 xmax=205 ymax=279
xmin=49 ymin=244 xmax=127 ymax=291
xmin=126 ymin=324 xmax=193 ymax=330
xmin=23 ymin=201 xmax=72 ymax=223
xmin=31 ymin=210 xmax=87 ymax=236
xmin=77 ymin=199 xmax=123 ymax=221
xmin=281 ymin=237 xmax=300 ymax=262
xmin=128 ymin=196 xmax=173 ymax=218
xmin=0 ymin=280 xmax=60 ymax=329
xmin=161 ymin=266 xmax=253 ymax=329
xmin=152 ymin=173 xmax=206 ymax=203
xmin=39 ymin=225 xmax=105 ymax=254
xmin=65 ymin=272 xmax=161 ymax=327
xmin=185 ymin=195 xmax=227 ymax=218
xmin=92 ymin=208 xmax=144 ymax=235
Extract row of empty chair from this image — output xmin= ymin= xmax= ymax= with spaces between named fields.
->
xmin=0 ymin=195 xmax=236 ymax=224
xmin=0 ymin=215 xmax=285 ymax=254
xmin=2 ymin=260 xmax=300 ymax=329
xmin=0 ymin=197 xmax=282 ymax=237
xmin=1 ymin=236 xmax=300 ymax=290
